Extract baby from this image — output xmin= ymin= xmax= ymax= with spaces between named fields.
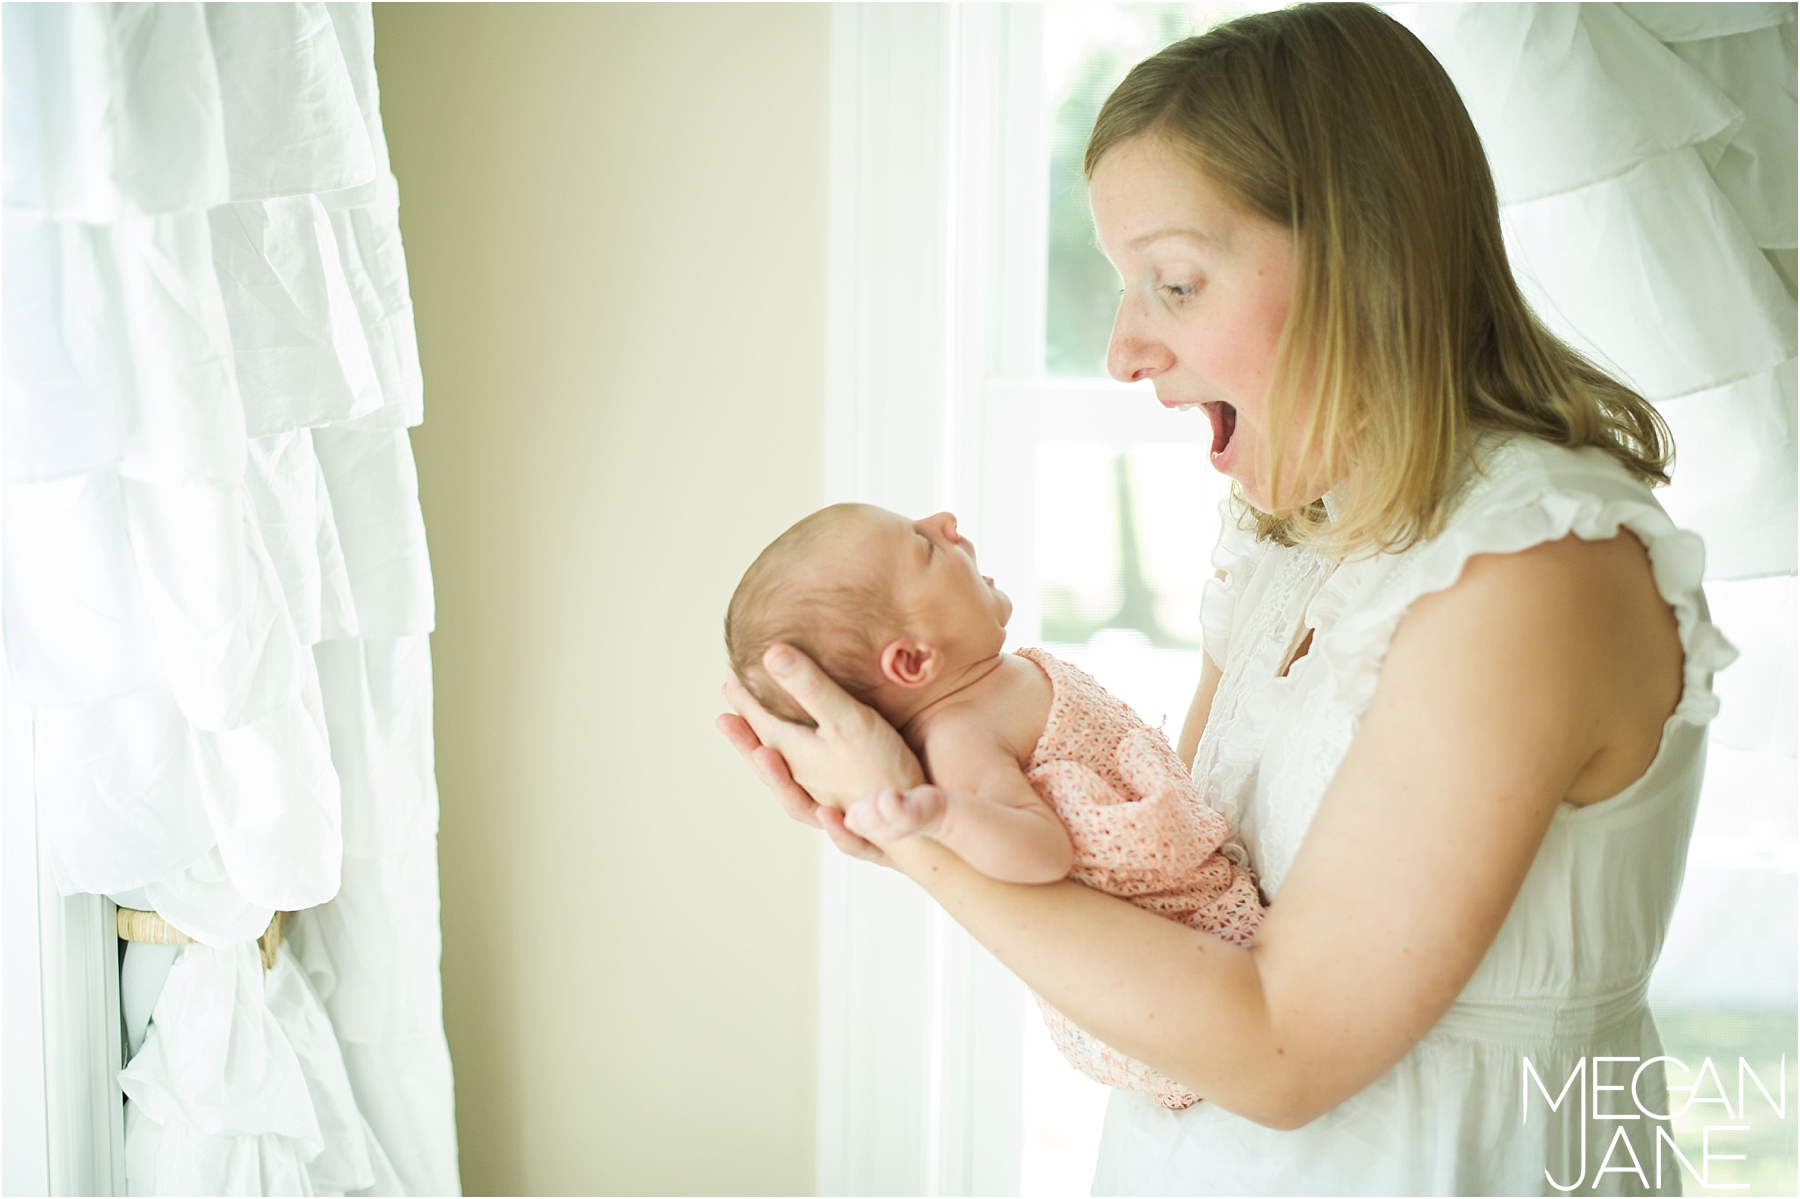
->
xmin=726 ymin=502 xmax=1264 ymax=1110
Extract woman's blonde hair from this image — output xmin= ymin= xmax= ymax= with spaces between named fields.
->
xmin=1086 ymin=2 xmax=1671 ymax=555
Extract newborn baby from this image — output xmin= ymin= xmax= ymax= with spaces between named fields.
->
xmin=726 ymin=503 xmax=1263 ymax=1109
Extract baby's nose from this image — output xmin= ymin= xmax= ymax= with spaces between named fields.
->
xmin=939 ymin=513 xmax=976 ymax=556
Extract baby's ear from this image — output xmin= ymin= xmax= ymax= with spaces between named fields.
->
xmin=879 ymin=636 xmax=940 ymax=688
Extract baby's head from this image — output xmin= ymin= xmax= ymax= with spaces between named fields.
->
xmin=726 ymin=504 xmax=1012 ymax=726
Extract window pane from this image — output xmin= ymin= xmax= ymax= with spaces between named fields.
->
xmin=1023 ymin=438 xmax=1225 ymax=1194
xmin=1044 ymin=3 xmax=1275 ymax=377
xmin=1019 ymin=993 xmax=1111 ymax=1198
xmin=1649 ymin=574 xmax=1798 ymax=1195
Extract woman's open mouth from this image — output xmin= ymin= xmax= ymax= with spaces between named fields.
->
xmin=1203 ymin=402 xmax=1237 ymax=457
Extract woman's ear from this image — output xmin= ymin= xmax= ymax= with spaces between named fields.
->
xmin=879 ymin=636 xmax=940 ymax=688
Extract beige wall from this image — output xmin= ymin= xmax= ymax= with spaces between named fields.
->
xmin=372 ymin=6 xmax=829 ymax=1193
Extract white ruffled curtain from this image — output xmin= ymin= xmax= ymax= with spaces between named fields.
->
xmin=1391 ymin=1 xmax=1797 ymax=581
xmin=2 ymin=3 xmax=457 ymax=1194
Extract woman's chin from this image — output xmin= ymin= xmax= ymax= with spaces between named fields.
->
xmin=1209 ymin=452 xmax=1263 ymax=508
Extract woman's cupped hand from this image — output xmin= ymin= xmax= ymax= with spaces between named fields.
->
xmin=718 ymin=644 xmax=926 ymax=865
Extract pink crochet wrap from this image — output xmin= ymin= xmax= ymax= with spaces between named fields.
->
xmin=1017 ymin=647 xmax=1264 ymax=1111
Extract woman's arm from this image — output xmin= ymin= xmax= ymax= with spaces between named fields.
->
xmin=1175 ymin=654 xmax=1223 ymax=769
xmin=726 ymin=536 xmax=1677 ymax=1127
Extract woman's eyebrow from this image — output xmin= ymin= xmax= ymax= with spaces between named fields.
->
xmin=1129 ymin=226 xmax=1212 ymax=251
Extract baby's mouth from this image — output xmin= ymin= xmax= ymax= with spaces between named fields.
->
xmin=1204 ymin=403 xmax=1237 ymax=456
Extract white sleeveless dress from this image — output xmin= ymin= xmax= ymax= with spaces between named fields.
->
xmin=1091 ymin=436 xmax=1736 ymax=1196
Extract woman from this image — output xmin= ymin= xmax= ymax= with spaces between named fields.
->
xmin=721 ymin=5 xmax=1732 ymax=1193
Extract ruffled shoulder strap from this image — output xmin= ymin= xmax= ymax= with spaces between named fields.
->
xmin=1199 ymin=501 xmax=1273 ymax=670
xmin=1313 ymin=436 xmax=1738 ymax=722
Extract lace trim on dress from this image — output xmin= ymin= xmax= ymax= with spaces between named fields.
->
xmin=1192 ymin=543 xmax=1336 ymax=872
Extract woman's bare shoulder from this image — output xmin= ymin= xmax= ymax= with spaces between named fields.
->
xmin=1398 ymin=528 xmax=1683 ymax=802
xmin=1413 ymin=528 xmax=1664 ymax=632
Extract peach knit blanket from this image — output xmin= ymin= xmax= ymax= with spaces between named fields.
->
xmin=1016 ymin=648 xmax=1264 ymax=1110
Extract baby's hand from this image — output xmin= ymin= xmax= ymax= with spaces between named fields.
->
xmin=843 ymin=785 xmax=949 ymax=846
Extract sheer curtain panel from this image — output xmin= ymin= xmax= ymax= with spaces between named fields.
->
xmin=2 ymin=4 xmax=458 ymax=1194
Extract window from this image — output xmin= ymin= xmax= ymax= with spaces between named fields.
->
xmin=825 ymin=6 xmax=1796 ymax=1194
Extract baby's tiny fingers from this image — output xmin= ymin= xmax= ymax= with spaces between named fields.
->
xmin=897 ymin=785 xmax=948 ymax=835
xmin=873 ymin=787 xmax=906 ymax=822
xmin=843 ymin=792 xmax=892 ymax=838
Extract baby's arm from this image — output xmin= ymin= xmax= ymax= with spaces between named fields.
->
xmin=843 ymin=725 xmax=1074 ymax=884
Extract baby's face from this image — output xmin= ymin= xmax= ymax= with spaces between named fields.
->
xmin=833 ymin=506 xmax=1013 ymax=654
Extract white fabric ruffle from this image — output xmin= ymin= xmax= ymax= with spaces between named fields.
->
xmin=1196 ymin=504 xmax=1262 ymax=673
xmin=3 ymin=4 xmax=456 ymax=1194
xmin=121 ymin=943 xmax=404 ymax=1197
xmin=1313 ymin=438 xmax=1739 ymax=730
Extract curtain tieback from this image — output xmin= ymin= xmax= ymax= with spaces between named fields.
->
xmin=116 ymin=907 xmax=296 ymax=970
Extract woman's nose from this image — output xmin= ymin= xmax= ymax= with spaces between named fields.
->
xmin=1106 ymin=295 xmax=1174 ymax=383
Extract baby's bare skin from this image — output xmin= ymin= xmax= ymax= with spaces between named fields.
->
xmin=772 ymin=504 xmax=1075 ymax=883
xmin=851 ymin=650 xmax=1071 ymax=884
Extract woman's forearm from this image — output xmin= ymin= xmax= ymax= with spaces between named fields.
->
xmin=882 ymin=835 xmax=1321 ymax=1128
xmin=883 ymin=543 xmax=1637 ymax=1129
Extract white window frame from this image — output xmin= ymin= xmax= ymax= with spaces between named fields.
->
xmin=820 ymin=7 xmax=1216 ymax=1193
xmin=3 ymin=671 xmax=127 ymax=1197
xmin=820 ymin=5 xmax=1039 ymax=1193
xmin=827 ymin=4 xmax=1800 ymax=1192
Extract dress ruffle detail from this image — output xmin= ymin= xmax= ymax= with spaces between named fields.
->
xmin=1312 ymin=437 xmax=1739 ymax=732
xmin=1198 ymin=503 xmax=1264 ymax=672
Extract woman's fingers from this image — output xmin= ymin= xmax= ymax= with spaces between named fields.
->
xmin=725 ymin=647 xmax=923 ymax=816
xmin=723 ymin=673 xmax=802 ymax=751
xmin=715 ymin=710 xmax=823 ymax=827
xmin=752 ymin=746 xmax=821 ymax=825
xmin=718 ymin=675 xmax=896 ymax=867
xmin=715 ymin=709 xmax=764 ymax=760
xmin=761 ymin=644 xmax=869 ymax=733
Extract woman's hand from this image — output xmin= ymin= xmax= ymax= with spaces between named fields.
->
xmin=715 ymin=702 xmax=890 ymax=865
xmin=718 ymin=645 xmax=926 ymax=860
